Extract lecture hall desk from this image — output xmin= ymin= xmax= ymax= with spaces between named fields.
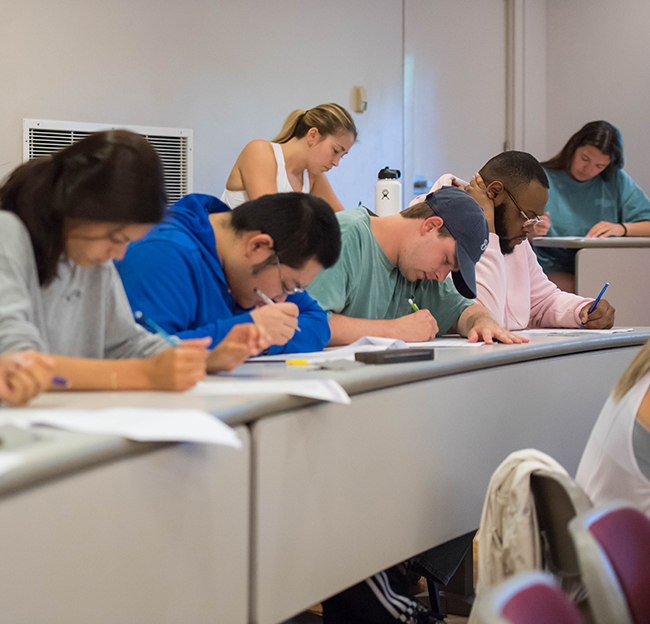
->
xmin=0 ymin=330 xmax=648 ymax=624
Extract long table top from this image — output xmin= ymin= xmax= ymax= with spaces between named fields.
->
xmin=2 ymin=330 xmax=648 ymax=498
xmin=533 ymin=236 xmax=650 ymax=249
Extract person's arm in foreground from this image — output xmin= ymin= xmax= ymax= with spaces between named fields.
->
xmin=0 ymin=351 xmax=54 ymax=406
xmin=328 ymin=310 xmax=440 ymax=346
xmin=49 ymin=325 xmax=268 ymax=392
xmin=454 ymin=304 xmax=529 ymax=345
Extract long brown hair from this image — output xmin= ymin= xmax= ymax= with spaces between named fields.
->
xmin=273 ymin=103 xmax=357 ymax=144
xmin=0 ymin=130 xmax=165 ymax=286
xmin=542 ymin=121 xmax=623 ymax=182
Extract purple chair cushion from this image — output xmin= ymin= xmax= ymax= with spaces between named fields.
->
xmin=501 ymin=583 xmax=583 ymax=624
xmin=589 ymin=508 xmax=650 ymax=624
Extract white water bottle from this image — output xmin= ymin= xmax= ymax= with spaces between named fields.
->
xmin=375 ymin=167 xmax=402 ymax=216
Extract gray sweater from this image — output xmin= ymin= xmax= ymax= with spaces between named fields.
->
xmin=0 ymin=211 xmax=168 ymax=359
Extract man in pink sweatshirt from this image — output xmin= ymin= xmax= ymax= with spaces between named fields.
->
xmin=411 ymin=151 xmax=615 ymax=330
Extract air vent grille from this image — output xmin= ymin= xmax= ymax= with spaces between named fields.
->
xmin=23 ymin=120 xmax=193 ymax=204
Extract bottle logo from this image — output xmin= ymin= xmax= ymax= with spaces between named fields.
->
xmin=381 ymin=190 xmax=390 ymax=200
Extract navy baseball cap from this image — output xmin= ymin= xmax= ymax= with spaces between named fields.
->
xmin=424 ymin=186 xmax=489 ymax=299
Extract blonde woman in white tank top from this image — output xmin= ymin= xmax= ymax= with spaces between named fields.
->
xmin=576 ymin=338 xmax=650 ymax=517
xmin=221 ymin=103 xmax=357 ymax=211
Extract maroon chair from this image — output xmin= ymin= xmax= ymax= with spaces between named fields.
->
xmin=569 ymin=501 xmax=650 ymax=624
xmin=472 ymin=571 xmax=584 ymax=624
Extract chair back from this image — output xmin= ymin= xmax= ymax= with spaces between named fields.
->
xmin=570 ymin=501 xmax=650 ymax=624
xmin=530 ymin=470 xmax=592 ymax=578
xmin=472 ymin=571 xmax=584 ymax=624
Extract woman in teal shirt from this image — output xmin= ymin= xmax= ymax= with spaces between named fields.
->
xmin=535 ymin=121 xmax=650 ymax=292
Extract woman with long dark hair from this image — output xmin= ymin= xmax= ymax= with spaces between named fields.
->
xmin=0 ymin=130 xmax=267 ymax=392
xmin=535 ymin=120 xmax=650 ymax=292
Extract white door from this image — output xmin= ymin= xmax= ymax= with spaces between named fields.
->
xmin=404 ymin=0 xmax=507 ymax=202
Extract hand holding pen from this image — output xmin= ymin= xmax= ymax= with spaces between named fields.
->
xmin=136 ymin=311 xmax=211 ymax=391
xmin=579 ymin=283 xmax=615 ymax=329
xmin=249 ymin=289 xmax=301 ymax=345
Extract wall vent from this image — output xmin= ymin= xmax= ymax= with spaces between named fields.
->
xmin=23 ymin=119 xmax=193 ymax=204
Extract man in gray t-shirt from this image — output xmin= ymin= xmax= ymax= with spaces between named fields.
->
xmin=307 ymin=186 xmax=523 ymax=346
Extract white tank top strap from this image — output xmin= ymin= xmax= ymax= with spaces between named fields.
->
xmin=271 ymin=142 xmax=309 ymax=194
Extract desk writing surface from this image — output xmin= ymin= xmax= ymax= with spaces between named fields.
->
xmin=532 ymin=236 xmax=650 ymax=249
xmin=6 ymin=330 xmax=649 ymax=497
xmin=21 ymin=329 xmax=650 ymax=428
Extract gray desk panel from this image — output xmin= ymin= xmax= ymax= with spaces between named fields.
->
xmin=251 ymin=344 xmax=642 ymax=624
xmin=576 ymin=249 xmax=650 ymax=326
xmin=533 ymin=236 xmax=650 ymax=249
xmin=0 ymin=427 xmax=250 ymax=624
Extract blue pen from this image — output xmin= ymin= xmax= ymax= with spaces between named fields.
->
xmin=135 ymin=311 xmax=180 ymax=347
xmin=581 ymin=282 xmax=609 ymax=328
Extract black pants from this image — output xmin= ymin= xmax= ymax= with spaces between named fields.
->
xmin=322 ymin=532 xmax=475 ymax=623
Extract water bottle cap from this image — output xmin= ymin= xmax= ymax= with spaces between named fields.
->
xmin=378 ymin=167 xmax=401 ymax=180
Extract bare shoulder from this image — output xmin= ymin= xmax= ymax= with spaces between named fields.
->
xmin=240 ymin=139 xmax=276 ymax=163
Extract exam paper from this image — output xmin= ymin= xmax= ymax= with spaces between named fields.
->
xmin=249 ymin=335 xmax=483 ymax=363
xmin=14 ymin=408 xmax=242 ymax=448
xmin=187 ymin=379 xmax=351 ymax=404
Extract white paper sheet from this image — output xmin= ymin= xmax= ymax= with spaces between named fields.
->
xmin=14 ymin=408 xmax=242 ymax=448
xmin=249 ymin=335 xmax=483 ymax=363
xmin=514 ymin=328 xmax=633 ymax=336
xmin=0 ymin=453 xmax=22 ymax=475
xmin=187 ymin=379 xmax=351 ymax=404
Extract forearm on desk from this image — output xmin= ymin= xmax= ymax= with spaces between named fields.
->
xmin=328 ymin=314 xmax=400 ymax=346
xmin=624 ymin=221 xmax=650 ymax=236
xmin=50 ymin=355 xmax=154 ymax=391
xmin=456 ymin=304 xmax=495 ymax=337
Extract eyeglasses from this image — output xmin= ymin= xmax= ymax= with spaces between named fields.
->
xmin=274 ymin=254 xmax=305 ymax=296
xmin=503 ymin=187 xmax=544 ymax=228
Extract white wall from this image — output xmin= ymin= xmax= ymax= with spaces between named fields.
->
xmin=0 ymin=0 xmax=403 ymax=210
xmin=546 ymin=0 xmax=650 ymax=192
xmin=404 ymin=0 xmax=507 ymax=197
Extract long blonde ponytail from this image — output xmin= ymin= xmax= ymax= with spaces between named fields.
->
xmin=273 ymin=103 xmax=357 ymax=144
xmin=614 ymin=339 xmax=650 ymax=401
